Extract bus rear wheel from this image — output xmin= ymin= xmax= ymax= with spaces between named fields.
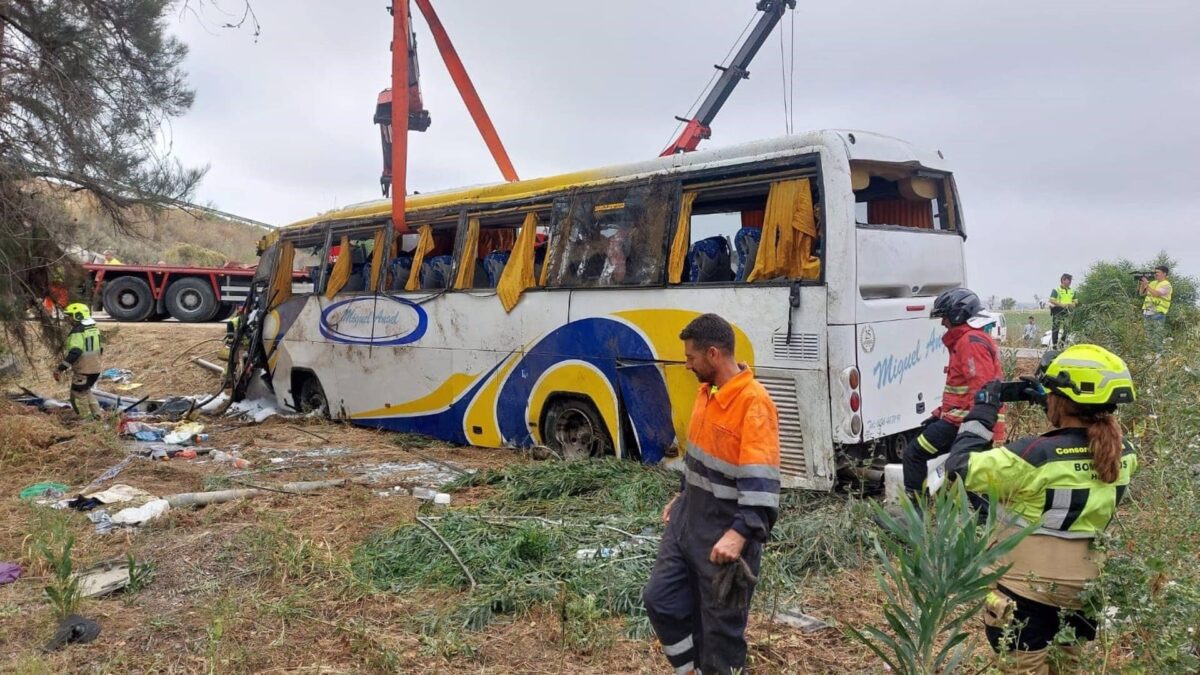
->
xmin=543 ymin=397 xmax=613 ymax=461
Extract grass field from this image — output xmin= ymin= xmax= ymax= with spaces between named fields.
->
xmin=1002 ymin=308 xmax=1051 ymax=345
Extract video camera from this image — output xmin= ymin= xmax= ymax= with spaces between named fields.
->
xmin=997 ymin=378 xmax=1048 ymax=405
xmin=1130 ymin=271 xmax=1154 ymax=280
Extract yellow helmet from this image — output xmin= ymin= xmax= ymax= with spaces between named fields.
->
xmin=64 ymin=302 xmax=91 ymax=322
xmin=1037 ymin=344 xmax=1135 ymax=406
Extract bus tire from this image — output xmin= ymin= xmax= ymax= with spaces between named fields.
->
xmin=102 ymin=276 xmax=155 ymax=322
xmin=297 ymin=374 xmax=330 ymax=418
xmin=165 ymin=277 xmax=219 ymax=323
xmin=542 ymin=396 xmax=613 ymax=461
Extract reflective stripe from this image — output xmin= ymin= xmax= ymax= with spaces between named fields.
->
xmin=958 ymin=420 xmax=993 ymax=442
xmin=942 ymin=408 xmax=968 ymax=420
xmin=686 ymin=470 xmax=738 ymax=500
xmin=675 ymin=662 xmax=695 ymax=675
xmin=738 ymin=490 xmax=780 ymax=508
xmin=1042 ymin=488 xmax=1072 ymax=530
xmin=943 ymin=385 xmax=970 ymax=395
xmin=917 ymin=434 xmax=939 ymax=454
xmin=687 ymin=441 xmax=780 ymax=481
xmin=662 ymin=635 xmax=693 ymax=657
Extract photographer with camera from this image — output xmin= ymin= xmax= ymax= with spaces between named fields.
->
xmin=945 ymin=345 xmax=1138 ymax=673
xmin=1047 ymin=273 xmax=1076 ymax=348
xmin=1137 ymin=265 xmax=1172 ymax=344
xmin=901 ymin=288 xmax=1006 ymax=500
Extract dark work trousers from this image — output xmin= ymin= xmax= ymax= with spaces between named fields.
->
xmin=1051 ymin=310 xmax=1067 ymax=348
xmin=901 ymin=418 xmax=960 ymax=496
xmin=643 ymin=513 xmax=763 ymax=675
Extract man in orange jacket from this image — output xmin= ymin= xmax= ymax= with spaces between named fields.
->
xmin=902 ymin=288 xmax=1006 ymax=498
xmin=643 ymin=313 xmax=781 ymax=675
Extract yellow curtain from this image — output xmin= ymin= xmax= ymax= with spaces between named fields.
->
xmin=747 ymin=178 xmax=821 ymax=282
xmin=497 ymin=213 xmax=537 ymax=312
xmin=667 ymin=191 xmax=698 ymax=284
xmin=405 ymin=224 xmax=434 ymax=291
xmin=454 ymin=218 xmax=481 ymax=289
xmin=324 ymin=235 xmax=351 ymax=299
xmin=269 ymin=241 xmax=294 ymax=308
xmin=369 ymin=229 xmax=386 ymax=292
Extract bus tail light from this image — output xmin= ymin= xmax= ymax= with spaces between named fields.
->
xmin=849 ymin=391 xmax=861 ymax=412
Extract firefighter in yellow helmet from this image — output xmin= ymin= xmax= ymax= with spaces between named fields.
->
xmin=53 ymin=303 xmax=104 ymax=418
xmin=945 ymin=345 xmax=1137 ymax=673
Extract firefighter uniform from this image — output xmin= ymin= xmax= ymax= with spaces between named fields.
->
xmin=903 ymin=322 xmax=1006 ymax=495
xmin=643 ymin=367 xmax=780 ymax=675
xmin=946 ymin=345 xmax=1138 ymax=673
xmin=57 ymin=303 xmax=103 ymax=418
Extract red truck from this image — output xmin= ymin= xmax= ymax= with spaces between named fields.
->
xmin=84 ymin=262 xmax=307 ymax=323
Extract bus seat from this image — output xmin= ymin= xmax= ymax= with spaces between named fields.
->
xmin=734 ymin=227 xmax=762 ymax=281
xmin=420 ymin=255 xmax=455 ymax=289
xmin=471 ymin=259 xmax=489 ymax=288
xmin=388 ymin=255 xmax=414 ymax=290
xmin=341 ymin=246 xmax=369 ymax=292
xmin=687 ymin=236 xmax=733 ymax=283
xmin=482 ymin=251 xmax=511 ymax=287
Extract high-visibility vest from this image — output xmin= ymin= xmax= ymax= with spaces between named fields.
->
xmin=1053 ymin=286 xmax=1076 ymax=306
xmin=66 ymin=323 xmax=103 ymax=374
xmin=1143 ymin=280 xmax=1172 ymax=315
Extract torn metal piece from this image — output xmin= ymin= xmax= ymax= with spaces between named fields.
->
xmin=771 ymin=607 xmax=831 ymax=633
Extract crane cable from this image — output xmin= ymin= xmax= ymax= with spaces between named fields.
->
xmin=778 ymin=8 xmax=797 ymax=135
xmin=660 ymin=9 xmax=760 ymax=151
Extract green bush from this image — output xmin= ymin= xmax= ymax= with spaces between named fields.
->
xmin=1069 ymin=253 xmax=1197 ymax=348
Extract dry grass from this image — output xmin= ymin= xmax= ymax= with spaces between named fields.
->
xmin=0 ymin=321 xmax=898 ymax=674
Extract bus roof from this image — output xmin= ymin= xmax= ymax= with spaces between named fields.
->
xmin=278 ymin=129 xmax=949 ymax=231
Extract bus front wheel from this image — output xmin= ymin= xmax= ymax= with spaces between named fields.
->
xmin=543 ymin=397 xmax=613 ymax=461
xmin=297 ymin=375 xmax=329 ymax=418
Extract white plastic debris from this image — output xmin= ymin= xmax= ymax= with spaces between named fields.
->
xmin=412 ymin=487 xmax=436 ymax=501
xmin=433 ymin=492 xmax=451 ymax=506
xmin=111 ymin=498 xmax=170 ymax=526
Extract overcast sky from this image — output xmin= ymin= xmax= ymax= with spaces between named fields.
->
xmin=166 ymin=0 xmax=1199 ymax=302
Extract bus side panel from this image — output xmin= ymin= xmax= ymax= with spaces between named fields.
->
xmin=564 ymin=286 xmax=833 ymax=489
xmin=856 ymin=316 xmax=947 ymax=441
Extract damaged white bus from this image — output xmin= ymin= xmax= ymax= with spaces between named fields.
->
xmin=238 ymin=130 xmax=966 ymax=490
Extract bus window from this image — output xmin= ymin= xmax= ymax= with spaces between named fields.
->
xmin=545 ymin=181 xmax=675 ymax=288
xmin=852 ymin=162 xmax=959 ymax=232
xmin=684 ymin=187 xmax=770 ymax=283
xmin=453 ymin=213 xmax=549 ymax=290
xmin=292 ymin=243 xmax=326 ymax=295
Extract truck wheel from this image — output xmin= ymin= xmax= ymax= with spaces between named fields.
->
xmin=165 ymin=277 xmax=219 ymax=323
xmin=102 ymin=276 xmax=155 ymax=322
xmin=543 ymin=397 xmax=613 ymax=460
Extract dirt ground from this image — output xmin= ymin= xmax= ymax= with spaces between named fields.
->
xmin=9 ymin=321 xmax=229 ymax=403
xmin=1 ymin=322 xmax=890 ymax=674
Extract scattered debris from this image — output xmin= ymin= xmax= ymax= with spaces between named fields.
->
xmin=0 ymin=562 xmax=21 ymax=585
xmin=85 ymin=484 xmax=156 ymax=507
xmin=74 ymin=559 xmax=131 ymax=598
xmin=82 ymin=456 xmax=136 ymax=492
xmin=19 ymin=482 xmax=68 ymax=501
xmin=352 ymin=460 xmax=462 ymax=485
xmin=163 ymin=421 xmax=204 ymax=445
xmin=771 ymin=607 xmax=832 ymax=633
xmin=377 ymin=486 xmax=411 ymax=498
xmin=190 ymin=357 xmax=224 ymax=374
xmin=163 ymin=477 xmax=368 ymax=508
xmin=41 ymin=615 xmax=101 ymax=653
xmin=100 ymin=368 xmax=134 ymax=384
xmin=111 ymin=499 xmax=171 ymax=526
xmin=87 ymin=510 xmax=115 ymax=535
xmin=211 ymin=449 xmax=250 ymax=470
